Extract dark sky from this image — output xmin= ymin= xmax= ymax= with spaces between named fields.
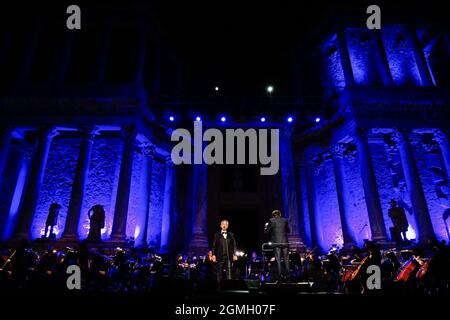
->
xmin=147 ymin=0 xmax=449 ymax=97
xmin=4 ymin=0 xmax=449 ymax=100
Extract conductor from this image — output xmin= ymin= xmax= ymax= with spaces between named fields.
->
xmin=264 ymin=210 xmax=290 ymax=282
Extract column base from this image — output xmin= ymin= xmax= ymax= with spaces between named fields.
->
xmin=288 ymin=235 xmax=306 ymax=252
xmin=188 ymin=233 xmax=210 ymax=255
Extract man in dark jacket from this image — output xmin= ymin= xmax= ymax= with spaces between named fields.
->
xmin=388 ymin=199 xmax=409 ymax=242
xmin=264 ymin=210 xmax=290 ymax=281
xmin=211 ymin=220 xmax=237 ymax=282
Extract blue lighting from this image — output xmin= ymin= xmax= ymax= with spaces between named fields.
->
xmin=220 ymin=116 xmax=226 ymax=122
xmin=195 ymin=116 xmax=201 ymax=122
xmin=287 ymin=116 xmax=293 ymax=123
xmin=260 ymin=117 xmax=266 ymax=123
xmin=315 ymin=117 xmax=321 ymax=123
xmin=169 ymin=116 xmax=174 ymax=122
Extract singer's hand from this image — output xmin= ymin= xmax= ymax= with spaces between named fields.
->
xmin=233 ymin=255 xmax=238 ymax=261
xmin=211 ymin=255 xmax=217 ymax=263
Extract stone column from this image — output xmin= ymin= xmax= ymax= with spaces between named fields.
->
xmin=160 ymin=158 xmax=176 ymax=253
xmin=336 ymin=27 xmax=355 ymax=87
xmin=392 ymin=130 xmax=435 ymax=242
xmin=55 ymin=32 xmax=75 ymax=82
xmin=135 ymin=27 xmax=148 ymax=83
xmin=371 ymin=30 xmax=394 ymax=86
xmin=433 ymin=130 xmax=450 ymax=180
xmin=297 ymin=162 xmax=310 ymax=246
xmin=12 ymin=127 xmax=59 ymax=239
xmin=406 ymin=27 xmax=433 ymax=86
xmin=110 ymin=126 xmax=137 ymax=242
xmin=189 ymin=163 xmax=210 ymax=254
xmin=331 ymin=143 xmax=356 ymax=248
xmin=0 ymin=127 xmax=12 ymax=181
xmin=96 ymin=24 xmax=112 ymax=84
xmin=354 ymin=128 xmax=388 ymax=241
xmin=141 ymin=144 xmax=155 ymax=248
xmin=61 ymin=127 xmax=98 ymax=241
xmin=304 ymin=158 xmax=319 ymax=248
xmin=18 ymin=24 xmax=42 ymax=81
xmin=280 ymin=128 xmax=303 ymax=249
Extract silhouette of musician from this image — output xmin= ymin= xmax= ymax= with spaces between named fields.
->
xmin=87 ymin=205 xmax=105 ymax=241
xmin=388 ymin=199 xmax=409 ymax=242
xmin=44 ymin=203 xmax=61 ymax=239
xmin=211 ymin=220 xmax=237 ymax=283
xmin=264 ymin=209 xmax=290 ymax=282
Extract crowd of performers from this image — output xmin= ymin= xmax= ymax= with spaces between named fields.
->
xmin=0 ymin=238 xmax=449 ymax=295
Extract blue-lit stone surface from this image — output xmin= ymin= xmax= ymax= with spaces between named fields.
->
xmin=31 ymin=137 xmax=80 ymax=239
xmin=315 ymin=159 xmax=342 ymax=251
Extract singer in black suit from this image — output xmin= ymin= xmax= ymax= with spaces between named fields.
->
xmin=264 ymin=210 xmax=290 ymax=281
xmin=211 ymin=220 xmax=237 ymax=282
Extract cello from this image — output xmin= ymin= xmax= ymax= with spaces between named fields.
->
xmin=394 ymin=257 xmax=420 ymax=283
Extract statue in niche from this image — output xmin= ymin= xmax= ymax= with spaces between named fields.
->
xmin=388 ymin=199 xmax=410 ymax=243
xmin=87 ymin=204 xmax=105 ymax=241
xmin=44 ymin=203 xmax=61 ymax=239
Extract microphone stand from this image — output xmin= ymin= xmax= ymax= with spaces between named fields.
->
xmin=225 ymin=233 xmax=231 ymax=280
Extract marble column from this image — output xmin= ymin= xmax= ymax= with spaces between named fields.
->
xmin=331 ymin=144 xmax=356 ymax=248
xmin=110 ymin=126 xmax=137 ymax=242
xmin=304 ymin=159 xmax=319 ymax=248
xmin=141 ymin=144 xmax=155 ymax=248
xmin=393 ymin=130 xmax=435 ymax=242
xmin=61 ymin=127 xmax=98 ymax=241
xmin=0 ymin=127 xmax=12 ymax=182
xmin=189 ymin=163 xmax=209 ymax=254
xmin=354 ymin=128 xmax=388 ymax=241
xmin=433 ymin=130 xmax=450 ymax=181
xmin=160 ymin=158 xmax=176 ymax=253
xmin=13 ymin=127 xmax=59 ymax=239
xmin=280 ymin=128 xmax=303 ymax=249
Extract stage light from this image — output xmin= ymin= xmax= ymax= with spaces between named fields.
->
xmin=266 ymin=85 xmax=274 ymax=93
xmin=195 ymin=116 xmax=201 ymax=122
xmin=214 ymin=86 xmax=219 ymax=92
xmin=220 ymin=116 xmax=226 ymax=122
xmin=287 ymin=116 xmax=293 ymax=123
xmin=169 ymin=116 xmax=174 ymax=122
xmin=260 ymin=116 xmax=266 ymax=123
xmin=315 ymin=117 xmax=321 ymax=123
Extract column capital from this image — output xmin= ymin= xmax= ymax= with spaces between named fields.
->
xmin=79 ymin=126 xmax=100 ymax=140
xmin=422 ymin=138 xmax=440 ymax=153
xmin=165 ymin=156 xmax=175 ymax=168
xmin=433 ymin=129 xmax=449 ymax=144
xmin=391 ymin=129 xmax=412 ymax=144
xmin=331 ymin=143 xmax=346 ymax=158
xmin=119 ymin=125 xmax=137 ymax=139
xmin=37 ymin=126 xmax=59 ymax=141
xmin=139 ymin=143 xmax=156 ymax=158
